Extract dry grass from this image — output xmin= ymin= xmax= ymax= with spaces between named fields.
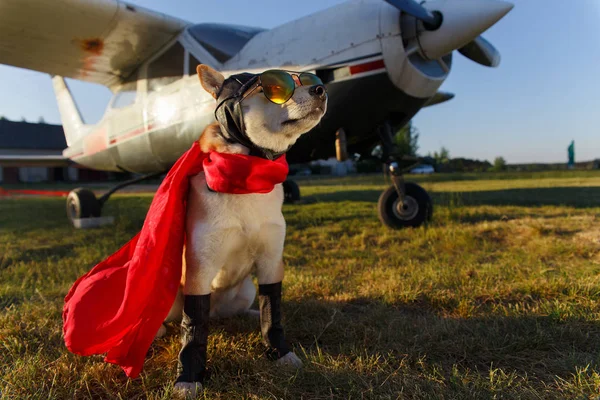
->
xmin=2 ymin=172 xmax=600 ymax=399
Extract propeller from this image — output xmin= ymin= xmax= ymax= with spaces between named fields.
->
xmin=458 ymin=36 xmax=501 ymax=67
xmin=383 ymin=0 xmax=442 ymax=30
xmin=424 ymin=91 xmax=455 ymax=107
xmin=383 ymin=0 xmax=510 ymax=68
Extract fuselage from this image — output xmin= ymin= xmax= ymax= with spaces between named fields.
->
xmin=62 ymin=0 xmax=452 ymax=173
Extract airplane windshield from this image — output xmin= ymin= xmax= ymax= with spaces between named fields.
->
xmin=187 ymin=23 xmax=266 ymax=63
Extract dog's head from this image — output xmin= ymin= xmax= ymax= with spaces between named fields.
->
xmin=197 ymin=64 xmax=327 ymax=154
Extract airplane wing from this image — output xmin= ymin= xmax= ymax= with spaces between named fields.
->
xmin=423 ymin=91 xmax=455 ymax=107
xmin=0 ymin=0 xmax=189 ymax=88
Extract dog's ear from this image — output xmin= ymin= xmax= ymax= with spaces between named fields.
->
xmin=197 ymin=64 xmax=225 ymax=99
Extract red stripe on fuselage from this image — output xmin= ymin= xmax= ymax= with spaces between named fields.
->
xmin=349 ymin=59 xmax=385 ymax=75
xmin=110 ymin=126 xmax=144 ymax=145
xmin=109 ymin=123 xmax=156 ymax=145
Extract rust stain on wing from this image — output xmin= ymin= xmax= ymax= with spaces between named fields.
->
xmin=80 ymin=38 xmax=105 ymax=55
xmin=74 ymin=38 xmax=105 ymax=79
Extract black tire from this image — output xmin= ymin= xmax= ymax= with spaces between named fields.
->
xmin=377 ymin=182 xmax=432 ymax=229
xmin=66 ymin=188 xmax=101 ymax=220
xmin=282 ymin=180 xmax=300 ymax=204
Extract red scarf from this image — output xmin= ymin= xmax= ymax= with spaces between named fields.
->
xmin=62 ymin=142 xmax=288 ymax=378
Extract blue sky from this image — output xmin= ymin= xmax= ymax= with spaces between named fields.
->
xmin=0 ymin=0 xmax=598 ymax=164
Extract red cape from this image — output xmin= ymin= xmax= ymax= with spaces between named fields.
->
xmin=62 ymin=142 xmax=288 ymax=378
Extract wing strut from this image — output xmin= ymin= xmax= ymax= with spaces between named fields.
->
xmin=51 ymin=76 xmax=86 ymax=146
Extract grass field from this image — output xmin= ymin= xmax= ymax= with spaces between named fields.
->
xmin=2 ymin=171 xmax=600 ymax=399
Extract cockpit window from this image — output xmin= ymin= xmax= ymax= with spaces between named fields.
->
xmin=188 ymin=54 xmax=201 ymax=76
xmin=111 ymin=81 xmax=137 ymax=109
xmin=187 ymin=23 xmax=266 ymax=63
xmin=147 ymin=42 xmax=185 ymax=92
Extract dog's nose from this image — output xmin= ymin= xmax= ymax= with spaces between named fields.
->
xmin=309 ymin=85 xmax=326 ymax=100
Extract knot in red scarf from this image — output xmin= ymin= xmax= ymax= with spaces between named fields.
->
xmin=62 ymin=142 xmax=288 ymax=378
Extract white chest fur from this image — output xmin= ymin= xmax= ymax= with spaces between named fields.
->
xmin=184 ymin=172 xmax=286 ymax=293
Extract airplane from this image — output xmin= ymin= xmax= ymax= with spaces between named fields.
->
xmin=0 ymin=0 xmax=513 ymax=229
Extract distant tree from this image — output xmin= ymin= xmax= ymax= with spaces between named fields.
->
xmin=447 ymin=157 xmax=492 ymax=172
xmin=451 ymin=158 xmax=465 ymax=172
xmin=20 ymin=117 xmax=26 ymax=122
xmin=0 ymin=116 xmax=6 ymax=121
xmin=38 ymin=116 xmax=46 ymax=124
xmin=491 ymin=156 xmax=507 ymax=172
xmin=426 ymin=146 xmax=451 ymax=172
xmin=431 ymin=146 xmax=450 ymax=165
xmin=393 ymin=120 xmax=419 ymax=157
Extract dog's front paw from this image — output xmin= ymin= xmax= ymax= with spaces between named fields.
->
xmin=174 ymin=381 xmax=202 ymax=399
xmin=275 ymin=351 xmax=303 ymax=368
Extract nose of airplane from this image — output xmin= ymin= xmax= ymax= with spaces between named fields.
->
xmin=417 ymin=0 xmax=514 ymax=61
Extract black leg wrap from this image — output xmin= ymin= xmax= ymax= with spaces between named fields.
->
xmin=258 ymin=282 xmax=290 ymax=360
xmin=175 ymin=294 xmax=210 ymax=384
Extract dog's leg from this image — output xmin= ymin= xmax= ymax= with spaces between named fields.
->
xmin=174 ymin=293 xmax=210 ymax=397
xmin=255 ymin=224 xmax=302 ymax=368
xmin=258 ymin=280 xmax=302 ymax=367
xmin=174 ymin=247 xmax=220 ymax=397
xmin=259 ymin=281 xmax=302 ymax=367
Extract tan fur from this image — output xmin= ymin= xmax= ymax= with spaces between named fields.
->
xmin=197 ymin=65 xmax=224 ymax=99
xmin=198 ymin=122 xmax=248 ymax=155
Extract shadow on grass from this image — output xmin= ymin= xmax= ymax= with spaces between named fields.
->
xmin=287 ymin=297 xmax=600 ymax=378
xmin=1 ymin=243 xmax=77 ymax=267
xmin=295 ymin=170 xmax=600 ymax=187
xmin=0 ymin=196 xmax=151 ymax=232
xmin=304 ymin=186 xmax=600 ymax=209
xmin=172 ymin=296 xmax=600 ymax=396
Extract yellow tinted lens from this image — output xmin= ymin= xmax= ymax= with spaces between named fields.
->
xmin=299 ymin=72 xmax=323 ymax=86
xmin=261 ymin=70 xmax=295 ymax=104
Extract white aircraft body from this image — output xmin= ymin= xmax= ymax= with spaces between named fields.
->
xmin=0 ymin=0 xmax=513 ymax=228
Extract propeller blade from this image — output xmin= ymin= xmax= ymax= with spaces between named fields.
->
xmin=458 ymin=36 xmax=501 ymax=67
xmin=383 ymin=0 xmax=441 ymax=28
xmin=424 ymin=91 xmax=455 ymax=107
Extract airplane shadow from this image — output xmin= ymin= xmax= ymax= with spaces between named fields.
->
xmin=164 ymin=296 xmax=600 ymax=395
xmin=283 ymin=296 xmax=600 ymax=388
xmin=303 ymin=186 xmax=600 ymax=209
xmin=0 ymin=243 xmax=77 ymax=269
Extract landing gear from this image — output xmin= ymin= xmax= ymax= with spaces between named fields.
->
xmin=376 ymin=121 xmax=433 ymax=229
xmin=378 ymin=180 xmax=432 ymax=229
xmin=66 ymin=188 xmax=101 ymax=219
xmin=282 ymin=179 xmax=300 ymax=203
xmin=66 ymin=171 xmax=164 ymax=221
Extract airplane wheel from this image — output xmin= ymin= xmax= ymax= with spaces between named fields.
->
xmin=66 ymin=188 xmax=101 ymax=220
xmin=377 ymin=182 xmax=432 ymax=229
xmin=283 ymin=180 xmax=300 ymax=203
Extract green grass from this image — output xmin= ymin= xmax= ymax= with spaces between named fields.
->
xmin=2 ymin=173 xmax=600 ymax=399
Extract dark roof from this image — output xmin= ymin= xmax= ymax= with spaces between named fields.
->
xmin=0 ymin=119 xmax=67 ymax=150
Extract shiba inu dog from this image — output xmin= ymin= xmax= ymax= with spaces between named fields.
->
xmin=157 ymin=64 xmax=327 ymax=396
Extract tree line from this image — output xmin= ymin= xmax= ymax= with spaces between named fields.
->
xmin=392 ymin=120 xmax=507 ymax=172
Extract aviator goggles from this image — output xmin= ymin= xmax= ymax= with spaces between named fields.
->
xmin=236 ymin=69 xmax=324 ymax=105
xmin=213 ymin=70 xmax=325 ymax=160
